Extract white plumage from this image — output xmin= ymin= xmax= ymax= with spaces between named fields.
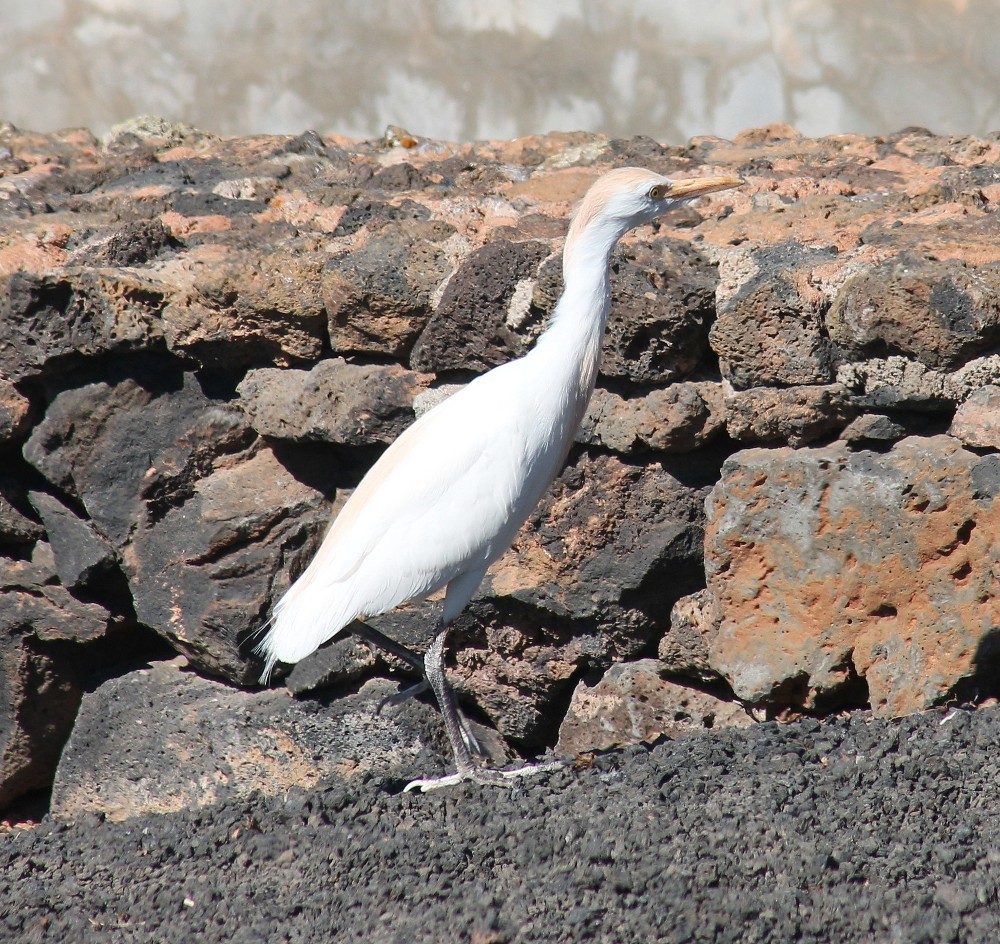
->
xmin=258 ymin=166 xmax=742 ymax=789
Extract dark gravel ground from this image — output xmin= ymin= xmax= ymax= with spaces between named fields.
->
xmin=3 ymin=705 xmax=1000 ymax=944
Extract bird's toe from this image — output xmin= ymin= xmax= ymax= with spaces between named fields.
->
xmin=402 ymin=759 xmax=565 ymax=793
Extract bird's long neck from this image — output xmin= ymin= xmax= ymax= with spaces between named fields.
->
xmin=539 ymin=210 xmax=628 ymax=376
xmin=530 ymin=216 xmax=626 ymax=423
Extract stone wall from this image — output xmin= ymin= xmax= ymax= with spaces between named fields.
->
xmin=1 ymin=118 xmax=998 ymax=817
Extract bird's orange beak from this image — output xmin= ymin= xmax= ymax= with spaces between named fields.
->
xmin=667 ymin=174 xmax=744 ymax=199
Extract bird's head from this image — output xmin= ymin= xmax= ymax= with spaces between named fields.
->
xmin=565 ymin=166 xmax=742 ymax=269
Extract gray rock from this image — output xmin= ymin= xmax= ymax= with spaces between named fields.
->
xmin=27 ymin=491 xmax=117 ymax=591
xmin=101 ymin=115 xmax=210 ymax=149
xmin=0 ymin=271 xmax=166 ymax=382
xmin=953 ymin=353 xmax=1000 ymax=391
xmin=837 ymin=354 xmax=1000 ymax=411
xmin=73 ymin=217 xmax=179 ymax=267
xmin=284 ymin=635 xmax=377 ymax=695
xmin=49 ymin=658 xmax=474 ymax=822
xmin=658 ymin=589 xmax=722 ymax=682
xmin=599 ymin=239 xmax=718 ymax=384
xmin=4 ymin=122 xmax=1000 ymax=831
xmin=23 ymin=372 xmax=330 ymax=683
xmin=325 ymin=219 xmax=457 ymax=359
xmin=711 ymin=261 xmax=836 ymax=388
xmin=533 ymin=237 xmax=719 ymax=384
xmin=23 ymin=373 xmax=240 ymax=547
xmin=237 ymin=358 xmax=433 ymax=445
xmin=724 ymin=383 xmax=858 ymax=445
xmin=556 ymin=659 xmax=752 ymax=756
xmin=828 ymin=255 xmax=1000 ymax=371
xmin=483 ymin=452 xmax=707 ymax=630
xmin=126 ymin=443 xmax=330 ymax=683
xmin=412 ymin=383 xmax=463 ymax=417
xmin=0 ymin=475 xmax=42 ymax=553
xmin=950 ymin=385 xmax=1000 ymax=449
xmin=840 ymin=412 xmax=908 ymax=445
xmin=410 ymin=238 xmax=549 ymax=373
xmin=0 ymin=552 xmax=112 ymax=808
xmin=577 ymin=382 xmax=725 ymax=454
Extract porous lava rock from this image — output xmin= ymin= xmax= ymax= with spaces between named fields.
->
xmin=704 ymin=436 xmax=1000 ymax=715
xmin=950 ymin=385 xmax=1000 ymax=449
xmin=49 ymin=658 xmax=479 ymax=822
xmin=556 ymin=659 xmax=751 ymax=756
xmin=723 ymin=382 xmax=858 ymax=445
xmin=124 ymin=443 xmax=330 ymax=683
xmin=161 ymin=251 xmax=328 ymax=368
xmin=532 ymin=236 xmax=720 ymax=385
xmin=324 ymin=219 xmax=457 ymax=359
xmin=710 ymin=255 xmax=837 ymax=389
xmin=577 ymin=382 xmax=725 ymax=454
xmin=827 ymin=256 xmax=1000 ymax=371
xmin=238 ymin=358 xmax=434 ymax=445
xmin=22 ymin=371 xmax=330 ymax=683
xmin=0 ymin=547 xmax=116 ymax=807
xmin=409 ymin=238 xmax=550 ymax=373
xmin=658 ymin=588 xmax=722 ymax=683
xmin=0 ymin=270 xmax=167 ymax=381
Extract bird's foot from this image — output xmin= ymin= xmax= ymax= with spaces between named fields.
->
xmin=403 ymin=759 xmax=565 ymax=793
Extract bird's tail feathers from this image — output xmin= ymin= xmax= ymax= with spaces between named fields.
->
xmin=249 ymin=613 xmax=276 ymax=683
xmin=255 ymin=579 xmax=355 ymax=685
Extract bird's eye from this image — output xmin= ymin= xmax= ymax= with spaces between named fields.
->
xmin=648 ymin=184 xmax=669 ymax=200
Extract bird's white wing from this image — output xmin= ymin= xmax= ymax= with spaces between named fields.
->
xmin=313 ymin=371 xmax=531 ymax=585
xmin=262 ymin=360 xmax=562 ymax=667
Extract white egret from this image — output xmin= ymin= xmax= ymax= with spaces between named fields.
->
xmin=258 ymin=166 xmax=743 ymax=791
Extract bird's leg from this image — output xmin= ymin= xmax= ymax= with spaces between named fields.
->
xmin=377 ymin=679 xmax=430 ymax=709
xmin=348 ymin=621 xmax=432 ymax=709
xmin=404 ymin=624 xmax=565 ymax=793
xmin=348 ymin=620 xmax=483 ymax=756
xmin=348 ymin=620 xmax=425 ymax=672
xmin=424 ymin=625 xmax=478 ymax=775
